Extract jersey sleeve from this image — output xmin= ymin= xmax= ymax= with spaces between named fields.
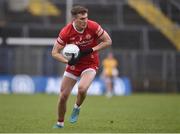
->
xmin=90 ymin=21 xmax=104 ymax=39
xmin=56 ymin=27 xmax=68 ymax=46
xmin=96 ymin=25 xmax=104 ymax=39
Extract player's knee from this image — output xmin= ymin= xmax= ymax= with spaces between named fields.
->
xmin=78 ymin=85 xmax=87 ymax=95
xmin=59 ymin=92 xmax=69 ymax=103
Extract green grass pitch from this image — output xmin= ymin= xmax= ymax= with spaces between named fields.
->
xmin=0 ymin=93 xmax=179 ymax=133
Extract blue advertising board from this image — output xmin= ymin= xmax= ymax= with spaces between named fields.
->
xmin=0 ymin=75 xmax=131 ymax=95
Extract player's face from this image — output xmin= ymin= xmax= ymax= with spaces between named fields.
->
xmin=74 ymin=13 xmax=88 ymax=31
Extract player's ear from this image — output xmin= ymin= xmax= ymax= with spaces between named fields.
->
xmin=71 ymin=17 xmax=75 ymax=21
xmin=71 ymin=15 xmax=77 ymax=21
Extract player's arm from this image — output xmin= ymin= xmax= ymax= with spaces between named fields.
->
xmin=51 ymin=41 xmax=68 ymax=64
xmin=79 ymin=30 xmax=112 ymax=57
xmin=93 ymin=31 xmax=112 ymax=52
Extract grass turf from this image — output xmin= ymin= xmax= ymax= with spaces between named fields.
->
xmin=0 ymin=93 xmax=179 ymax=133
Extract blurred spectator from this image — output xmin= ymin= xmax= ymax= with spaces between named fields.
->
xmin=101 ymin=51 xmax=119 ymax=98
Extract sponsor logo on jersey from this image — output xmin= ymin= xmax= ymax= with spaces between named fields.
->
xmin=86 ymin=34 xmax=91 ymax=40
xmin=69 ymin=37 xmax=76 ymax=41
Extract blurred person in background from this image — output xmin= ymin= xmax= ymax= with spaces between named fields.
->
xmin=101 ymin=52 xmax=119 ymax=98
xmin=51 ymin=5 xmax=112 ymax=128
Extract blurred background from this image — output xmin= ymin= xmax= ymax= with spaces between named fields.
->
xmin=0 ymin=0 xmax=180 ymax=94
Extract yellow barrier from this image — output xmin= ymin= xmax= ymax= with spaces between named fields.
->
xmin=128 ymin=0 xmax=180 ymax=50
xmin=28 ymin=0 xmax=60 ymax=16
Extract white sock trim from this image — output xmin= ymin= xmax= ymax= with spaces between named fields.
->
xmin=74 ymin=103 xmax=80 ymax=109
xmin=57 ymin=121 xmax=64 ymax=126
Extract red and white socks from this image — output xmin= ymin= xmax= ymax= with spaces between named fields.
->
xmin=57 ymin=119 xmax=64 ymax=127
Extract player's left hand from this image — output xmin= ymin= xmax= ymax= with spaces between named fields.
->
xmin=79 ymin=48 xmax=93 ymax=57
xmin=68 ymin=54 xmax=79 ymax=66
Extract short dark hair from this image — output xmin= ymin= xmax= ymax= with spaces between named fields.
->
xmin=71 ymin=5 xmax=88 ymax=17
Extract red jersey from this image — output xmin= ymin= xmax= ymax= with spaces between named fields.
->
xmin=56 ymin=20 xmax=104 ymax=67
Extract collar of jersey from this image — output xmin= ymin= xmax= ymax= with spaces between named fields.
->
xmin=72 ymin=22 xmax=85 ymax=34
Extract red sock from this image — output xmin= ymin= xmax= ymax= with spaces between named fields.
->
xmin=58 ymin=119 xmax=64 ymax=122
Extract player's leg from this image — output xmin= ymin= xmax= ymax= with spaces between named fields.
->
xmin=76 ymin=68 xmax=96 ymax=106
xmin=69 ymin=68 xmax=96 ymax=123
xmin=105 ymin=76 xmax=113 ymax=98
xmin=54 ymin=72 xmax=77 ymax=128
xmin=57 ymin=76 xmax=77 ymax=121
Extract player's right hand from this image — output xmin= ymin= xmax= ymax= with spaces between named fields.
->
xmin=68 ymin=54 xmax=79 ymax=66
